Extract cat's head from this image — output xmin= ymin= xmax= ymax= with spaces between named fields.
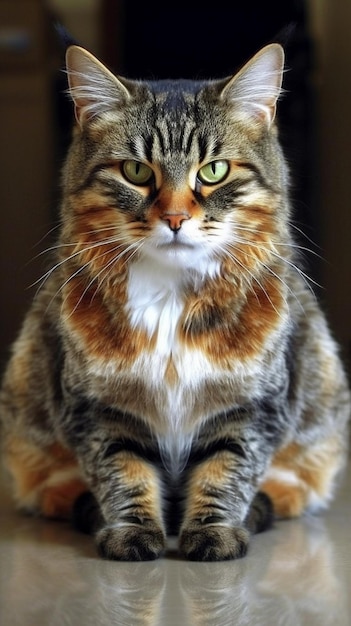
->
xmin=63 ymin=44 xmax=286 ymax=282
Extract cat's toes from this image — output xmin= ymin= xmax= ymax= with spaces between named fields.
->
xmin=179 ymin=525 xmax=250 ymax=561
xmin=95 ymin=524 xmax=166 ymax=561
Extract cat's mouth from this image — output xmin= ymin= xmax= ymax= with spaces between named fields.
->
xmin=159 ymin=239 xmax=195 ymax=250
xmin=141 ymin=226 xmax=212 ymax=269
xmin=154 ymin=228 xmax=198 ymax=251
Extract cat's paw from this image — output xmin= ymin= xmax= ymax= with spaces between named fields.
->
xmin=95 ymin=524 xmax=166 ymax=561
xmin=179 ymin=525 xmax=250 ymax=561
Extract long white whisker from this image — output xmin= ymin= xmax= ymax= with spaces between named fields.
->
xmin=215 ymin=243 xmax=282 ymax=317
xmin=45 ymin=259 xmax=91 ymax=315
xmin=270 ymin=249 xmax=321 ymax=291
xmin=93 ymin=238 xmax=146 ymax=296
xmin=66 ymin=238 xmax=145 ymax=318
xmin=227 ymin=235 xmax=312 ymax=313
xmin=33 ymin=233 xmax=130 ymax=257
xmin=58 ymin=240 xmax=132 ymax=314
xmin=234 ymin=241 xmax=305 ymax=313
xmin=230 ymin=232 xmax=320 ymax=294
xmin=221 ymin=215 xmax=321 ymax=258
xmin=31 ymin=235 xmax=132 ymax=295
xmin=34 ymin=222 xmax=62 ymax=246
xmin=289 ymin=221 xmax=321 ymax=249
xmin=231 ymin=224 xmax=323 ymax=259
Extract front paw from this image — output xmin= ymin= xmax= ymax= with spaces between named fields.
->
xmin=179 ymin=525 xmax=250 ymax=561
xmin=95 ymin=524 xmax=166 ymax=561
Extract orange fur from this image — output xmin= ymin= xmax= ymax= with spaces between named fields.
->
xmin=182 ymin=453 xmax=236 ymax=523
xmin=164 ymin=356 xmax=179 ymax=386
xmin=4 ymin=437 xmax=86 ymax=518
xmin=68 ymin=189 xmax=113 ymax=215
xmin=181 ymin=272 xmax=284 ymax=362
xmin=41 ymin=478 xmax=87 ymax=519
xmin=152 ymin=187 xmax=202 ymax=218
xmin=62 ymin=276 xmax=153 ymax=362
xmin=115 ymin=453 xmax=163 ymax=522
xmin=260 ymin=479 xmax=307 ymax=518
xmin=261 ymin=437 xmax=343 ymax=517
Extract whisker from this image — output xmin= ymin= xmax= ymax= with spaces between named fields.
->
xmin=31 ymin=235 xmax=132 ymax=294
xmin=232 ymin=240 xmax=305 ymax=313
xmin=92 ymin=238 xmax=146 ymax=296
xmin=289 ymin=221 xmax=321 ymax=249
xmin=34 ymin=222 xmax=62 ymax=246
xmin=56 ymin=240 xmax=133 ymax=315
xmin=270 ymin=250 xmax=321 ymax=292
xmin=227 ymin=223 xmax=323 ymax=259
xmin=67 ymin=238 xmax=145 ymax=316
xmin=222 ymin=216 xmax=321 ymax=256
xmin=215 ymin=243 xmax=282 ymax=316
xmin=227 ymin=235 xmax=313 ymax=312
xmin=45 ymin=259 xmax=91 ymax=316
xmin=33 ymin=233 xmax=130 ymax=257
xmin=230 ymin=232 xmax=320 ymax=289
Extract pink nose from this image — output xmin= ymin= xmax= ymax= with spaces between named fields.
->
xmin=161 ymin=212 xmax=190 ymax=232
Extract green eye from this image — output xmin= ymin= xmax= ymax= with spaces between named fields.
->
xmin=122 ymin=160 xmax=153 ymax=185
xmin=197 ymin=160 xmax=229 ymax=185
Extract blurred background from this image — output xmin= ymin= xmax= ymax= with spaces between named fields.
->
xmin=0 ymin=0 xmax=350 ymax=377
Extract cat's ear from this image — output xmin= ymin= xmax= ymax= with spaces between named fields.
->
xmin=66 ymin=46 xmax=131 ymax=127
xmin=220 ymin=44 xmax=284 ymax=127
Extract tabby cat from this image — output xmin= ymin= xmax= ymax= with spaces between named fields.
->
xmin=0 ymin=43 xmax=350 ymax=561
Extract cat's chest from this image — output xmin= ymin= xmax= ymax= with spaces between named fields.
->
xmin=126 ymin=258 xmax=186 ymax=356
xmin=125 ymin=258 xmax=223 ymax=419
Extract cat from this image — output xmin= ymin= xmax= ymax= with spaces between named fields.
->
xmin=0 ymin=42 xmax=350 ymax=562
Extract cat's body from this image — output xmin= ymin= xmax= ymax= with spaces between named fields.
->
xmin=1 ymin=44 xmax=349 ymax=561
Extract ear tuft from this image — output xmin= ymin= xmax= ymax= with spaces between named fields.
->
xmin=221 ymin=44 xmax=285 ymax=127
xmin=66 ymin=46 xmax=130 ymax=127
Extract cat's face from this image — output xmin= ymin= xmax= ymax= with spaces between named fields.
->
xmin=62 ymin=45 xmax=286 ymax=282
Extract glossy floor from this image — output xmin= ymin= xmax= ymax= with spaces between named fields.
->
xmin=1 ymin=466 xmax=350 ymax=626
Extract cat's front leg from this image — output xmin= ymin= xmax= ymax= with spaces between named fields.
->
xmin=61 ymin=393 xmax=167 ymax=560
xmin=179 ymin=433 xmax=274 ymax=561
xmin=65 ymin=420 xmax=166 ymax=560
xmin=79 ymin=445 xmax=166 ymax=561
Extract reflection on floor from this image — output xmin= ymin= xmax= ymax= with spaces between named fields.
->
xmin=0 ymin=464 xmax=350 ymax=626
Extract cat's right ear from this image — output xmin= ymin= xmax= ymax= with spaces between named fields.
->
xmin=66 ymin=46 xmax=131 ymax=127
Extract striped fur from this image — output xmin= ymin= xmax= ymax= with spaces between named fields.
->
xmin=0 ymin=44 xmax=350 ymax=561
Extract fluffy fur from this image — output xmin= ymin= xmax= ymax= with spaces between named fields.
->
xmin=0 ymin=44 xmax=349 ymax=561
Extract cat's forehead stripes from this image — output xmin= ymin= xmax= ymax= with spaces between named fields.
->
xmin=126 ymin=84 xmax=222 ymax=164
xmin=142 ymin=117 xmax=203 ymax=163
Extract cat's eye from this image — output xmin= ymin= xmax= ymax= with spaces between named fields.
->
xmin=122 ymin=160 xmax=154 ymax=185
xmin=197 ymin=160 xmax=229 ymax=185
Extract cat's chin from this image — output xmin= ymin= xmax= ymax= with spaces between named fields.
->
xmin=141 ymin=242 xmax=218 ymax=275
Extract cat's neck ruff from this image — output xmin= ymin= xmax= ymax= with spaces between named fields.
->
xmin=126 ymin=254 xmax=220 ymax=354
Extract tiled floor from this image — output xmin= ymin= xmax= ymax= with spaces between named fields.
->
xmin=1 ymin=465 xmax=350 ymax=626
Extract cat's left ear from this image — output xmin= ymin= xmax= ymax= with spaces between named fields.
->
xmin=66 ymin=46 xmax=131 ymax=127
xmin=220 ymin=44 xmax=285 ymax=127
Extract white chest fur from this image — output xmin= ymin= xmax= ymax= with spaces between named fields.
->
xmin=127 ymin=257 xmax=185 ymax=355
xmin=126 ymin=257 xmax=222 ymax=469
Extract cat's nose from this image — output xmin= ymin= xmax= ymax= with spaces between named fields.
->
xmin=161 ymin=212 xmax=190 ymax=232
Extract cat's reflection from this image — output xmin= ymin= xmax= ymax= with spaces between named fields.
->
xmin=179 ymin=518 xmax=347 ymax=626
xmin=1 ymin=519 xmax=166 ymax=626
xmin=2 ymin=517 xmax=348 ymax=626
